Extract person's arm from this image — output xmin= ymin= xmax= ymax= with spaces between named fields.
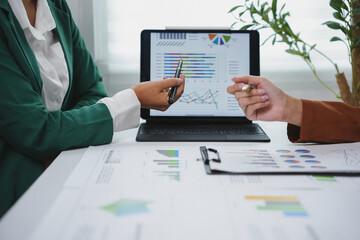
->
xmin=227 ymin=75 xmax=360 ymax=143
xmin=288 ymin=100 xmax=360 ymax=143
xmin=0 ymin=34 xmax=114 ymax=161
xmin=57 ymin=1 xmax=185 ymax=132
xmin=59 ymin=0 xmax=108 ymax=109
xmin=98 ymin=75 xmax=185 ymax=132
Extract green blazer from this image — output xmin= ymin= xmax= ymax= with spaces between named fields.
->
xmin=0 ymin=0 xmax=114 ymax=217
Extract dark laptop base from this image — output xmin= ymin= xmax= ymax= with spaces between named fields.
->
xmin=136 ymin=123 xmax=270 ymax=142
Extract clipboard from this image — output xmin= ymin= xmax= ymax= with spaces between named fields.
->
xmin=199 ymin=145 xmax=360 ymax=176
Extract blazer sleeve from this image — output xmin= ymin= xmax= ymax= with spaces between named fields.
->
xmin=60 ymin=0 xmax=108 ymax=109
xmin=0 ymin=33 xmax=114 ymax=161
xmin=287 ymin=99 xmax=360 ymax=143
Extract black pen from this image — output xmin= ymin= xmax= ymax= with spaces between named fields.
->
xmin=167 ymin=59 xmax=183 ymax=104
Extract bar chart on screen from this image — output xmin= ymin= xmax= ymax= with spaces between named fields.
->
xmin=154 ymin=52 xmax=217 ymax=80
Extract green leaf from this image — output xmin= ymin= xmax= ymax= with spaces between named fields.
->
xmin=310 ymin=44 xmax=317 ymax=50
xmin=237 ymin=11 xmax=246 ymax=19
xmin=340 ymin=26 xmax=349 ymax=35
xmin=285 ymin=49 xmax=302 ymax=56
xmin=272 ymin=0 xmax=277 ymax=18
xmin=272 ymin=35 xmax=277 ymax=45
xmin=228 ymin=5 xmax=242 ymax=13
xmin=341 ymin=1 xmax=348 ymax=11
xmin=330 ymin=36 xmax=343 ymax=42
xmin=329 ymin=0 xmax=342 ymax=12
xmin=262 ymin=34 xmax=276 ymax=45
xmin=332 ymin=12 xmax=344 ymax=21
xmin=323 ymin=21 xmax=342 ymax=30
xmin=240 ymin=24 xmax=254 ymax=30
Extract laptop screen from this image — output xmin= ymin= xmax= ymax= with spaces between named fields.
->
xmin=143 ymin=30 xmax=258 ymax=118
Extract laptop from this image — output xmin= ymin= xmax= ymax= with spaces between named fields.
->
xmin=136 ymin=29 xmax=270 ymax=142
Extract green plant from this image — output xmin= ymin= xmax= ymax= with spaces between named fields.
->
xmin=229 ymin=0 xmax=360 ymax=107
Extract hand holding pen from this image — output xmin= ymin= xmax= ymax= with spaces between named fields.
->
xmin=226 ymin=75 xmax=302 ymax=126
xmin=167 ymin=59 xmax=183 ymax=104
xmin=131 ymin=72 xmax=185 ymax=111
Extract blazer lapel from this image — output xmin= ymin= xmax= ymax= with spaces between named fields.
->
xmin=0 ymin=1 xmax=42 ymax=93
xmin=47 ymin=0 xmax=73 ymax=106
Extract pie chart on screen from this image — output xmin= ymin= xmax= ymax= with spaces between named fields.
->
xmin=208 ymin=34 xmax=231 ymax=45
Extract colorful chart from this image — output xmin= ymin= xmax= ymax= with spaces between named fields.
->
xmin=153 ymin=159 xmax=179 ymax=168
xmin=311 ymin=166 xmax=327 ymax=169
xmin=295 ymin=149 xmax=311 ymax=153
xmin=300 ymin=155 xmax=316 ymax=159
xmin=156 ymin=150 xmax=179 ymax=158
xmin=179 ymin=89 xmax=219 ymax=109
xmin=227 ymin=150 xmax=279 ymax=168
xmin=154 ymin=171 xmax=180 ymax=181
xmin=249 ymin=162 xmax=278 ymax=165
xmin=208 ymin=34 xmax=231 ymax=45
xmin=245 ymin=196 xmax=308 ymax=217
xmin=305 ymin=160 xmax=321 ymax=164
xmin=276 ymin=150 xmax=290 ymax=153
xmin=289 ymin=165 xmax=305 ymax=168
xmin=101 ymin=199 xmax=150 ymax=217
xmin=163 ymin=53 xmax=216 ymax=79
xmin=312 ymin=175 xmax=336 ymax=182
xmin=280 ymin=155 xmax=295 ymax=158
xmin=284 ymin=160 xmax=301 ymax=163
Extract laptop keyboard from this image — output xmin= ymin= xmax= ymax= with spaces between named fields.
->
xmin=139 ymin=125 xmax=265 ymax=135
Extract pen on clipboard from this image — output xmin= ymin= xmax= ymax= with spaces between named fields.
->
xmin=242 ymin=84 xmax=256 ymax=92
xmin=167 ymin=59 xmax=183 ymax=104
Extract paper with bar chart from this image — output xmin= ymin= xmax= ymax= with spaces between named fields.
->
xmin=208 ymin=142 xmax=360 ymax=173
xmin=150 ymin=32 xmax=250 ymax=116
xmin=30 ymin=143 xmax=360 ymax=240
xmin=227 ymin=188 xmax=360 ymax=240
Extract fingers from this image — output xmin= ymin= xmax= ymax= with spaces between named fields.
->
xmin=244 ymin=101 xmax=270 ymax=120
xmin=231 ymin=75 xmax=265 ymax=87
xmin=227 ymin=82 xmax=251 ymax=94
xmin=147 ymin=74 xmax=185 ymax=111
xmin=156 ymin=76 xmax=184 ymax=90
xmin=235 ymin=92 xmax=269 ymax=109
xmin=173 ymin=74 xmax=185 ymax=100
xmin=228 ymin=76 xmax=266 ymax=95
xmin=232 ymin=87 xmax=269 ymax=120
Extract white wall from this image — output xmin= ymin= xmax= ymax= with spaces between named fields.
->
xmin=67 ymin=0 xmax=347 ymax=102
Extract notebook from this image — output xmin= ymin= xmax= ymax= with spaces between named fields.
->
xmin=136 ymin=29 xmax=270 ymax=142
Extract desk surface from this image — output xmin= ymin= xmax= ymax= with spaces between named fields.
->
xmin=2 ymin=122 xmax=360 ymax=240
xmin=0 ymin=121 xmax=291 ymax=239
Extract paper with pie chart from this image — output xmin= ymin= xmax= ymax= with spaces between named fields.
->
xmin=207 ymin=142 xmax=360 ymax=174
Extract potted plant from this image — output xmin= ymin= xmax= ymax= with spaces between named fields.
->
xmin=229 ymin=0 xmax=360 ymax=107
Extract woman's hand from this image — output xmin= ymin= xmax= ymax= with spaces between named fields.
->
xmin=131 ymin=74 xmax=185 ymax=111
xmin=227 ymin=75 xmax=302 ymax=126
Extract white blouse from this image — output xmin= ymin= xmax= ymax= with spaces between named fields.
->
xmin=8 ymin=0 xmax=140 ymax=132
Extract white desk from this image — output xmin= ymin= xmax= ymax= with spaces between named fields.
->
xmin=0 ymin=121 xmax=291 ymax=239
xmin=2 ymin=121 xmax=360 ymax=240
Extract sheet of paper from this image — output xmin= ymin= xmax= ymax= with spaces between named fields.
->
xmin=209 ymin=143 xmax=360 ymax=173
xmin=30 ymin=143 xmax=360 ymax=240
